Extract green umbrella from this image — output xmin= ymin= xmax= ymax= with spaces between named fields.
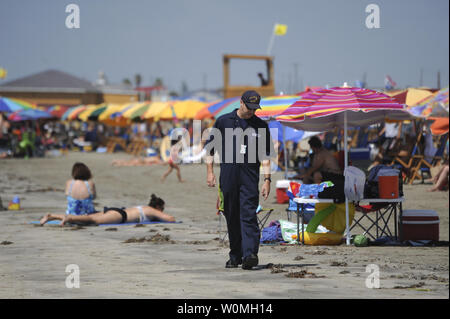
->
xmin=213 ymin=100 xmax=241 ymax=119
xmin=130 ymin=103 xmax=151 ymax=121
xmin=87 ymin=105 xmax=108 ymax=121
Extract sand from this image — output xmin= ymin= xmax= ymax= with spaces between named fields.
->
xmin=0 ymin=152 xmax=448 ymax=299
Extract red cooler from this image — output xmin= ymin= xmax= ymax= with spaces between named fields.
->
xmin=276 ymin=180 xmax=290 ymax=204
xmin=400 ymin=210 xmax=439 ymax=241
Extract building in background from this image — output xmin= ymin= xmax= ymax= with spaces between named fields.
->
xmin=0 ymin=69 xmax=139 ymax=106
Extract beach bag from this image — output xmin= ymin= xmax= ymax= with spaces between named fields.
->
xmin=344 ymin=166 xmax=366 ymax=202
xmin=318 ymin=175 xmax=346 ymax=203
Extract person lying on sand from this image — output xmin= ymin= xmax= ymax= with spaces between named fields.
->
xmin=112 ymin=156 xmax=162 ymax=166
xmin=40 ymin=194 xmax=175 ymax=226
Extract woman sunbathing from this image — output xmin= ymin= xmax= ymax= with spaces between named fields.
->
xmin=40 ymin=194 xmax=175 ymax=226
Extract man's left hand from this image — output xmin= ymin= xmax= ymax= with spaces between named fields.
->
xmin=261 ymin=181 xmax=270 ymax=201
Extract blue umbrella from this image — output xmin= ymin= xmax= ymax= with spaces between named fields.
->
xmin=8 ymin=109 xmax=52 ymax=121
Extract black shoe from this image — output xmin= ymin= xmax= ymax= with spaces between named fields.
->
xmin=242 ymin=254 xmax=258 ymax=270
xmin=225 ymin=259 xmax=242 ymax=268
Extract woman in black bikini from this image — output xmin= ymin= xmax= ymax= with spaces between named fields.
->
xmin=40 ymin=194 xmax=175 ymax=226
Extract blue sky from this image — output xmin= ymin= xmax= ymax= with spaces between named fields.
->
xmin=1 ymin=0 xmax=448 ymax=94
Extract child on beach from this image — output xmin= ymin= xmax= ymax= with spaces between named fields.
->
xmin=40 ymin=194 xmax=174 ymax=226
xmin=65 ymin=162 xmax=97 ymax=215
xmin=161 ymin=139 xmax=185 ymax=183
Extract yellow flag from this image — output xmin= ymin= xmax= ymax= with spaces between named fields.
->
xmin=0 ymin=67 xmax=7 ymax=79
xmin=274 ymin=24 xmax=287 ymax=36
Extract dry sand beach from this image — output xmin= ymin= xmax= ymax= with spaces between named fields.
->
xmin=0 ymin=152 xmax=448 ymax=299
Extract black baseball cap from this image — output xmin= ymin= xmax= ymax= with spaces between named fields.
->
xmin=241 ymin=90 xmax=261 ymax=110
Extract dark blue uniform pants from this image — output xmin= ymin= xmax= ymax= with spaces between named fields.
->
xmin=220 ymin=164 xmax=260 ymax=262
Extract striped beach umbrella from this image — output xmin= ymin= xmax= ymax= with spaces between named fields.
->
xmin=157 ymin=100 xmax=207 ymax=120
xmin=256 ymin=95 xmax=300 ymax=120
xmin=0 ymin=97 xmax=35 ymax=113
xmin=213 ymin=99 xmax=241 ymax=119
xmin=8 ymin=108 xmax=52 ymax=121
xmin=409 ymin=87 xmax=448 ymax=118
xmin=276 ymin=86 xmax=413 ymax=131
xmin=142 ymin=101 xmax=171 ymax=120
xmin=276 ymin=85 xmax=414 ymax=245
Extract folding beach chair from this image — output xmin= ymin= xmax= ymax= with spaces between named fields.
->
xmin=350 ymin=202 xmax=398 ymax=241
xmin=408 ymin=133 xmax=449 ymax=184
xmin=391 ymin=131 xmax=424 ymax=183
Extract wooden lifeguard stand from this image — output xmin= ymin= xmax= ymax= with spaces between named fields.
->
xmin=223 ymin=54 xmax=275 ymax=99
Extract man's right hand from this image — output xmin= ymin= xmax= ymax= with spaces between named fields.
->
xmin=207 ymin=172 xmax=216 ymax=187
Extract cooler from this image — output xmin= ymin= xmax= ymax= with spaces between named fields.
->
xmin=276 ymin=180 xmax=290 ymax=204
xmin=400 ymin=210 xmax=439 ymax=241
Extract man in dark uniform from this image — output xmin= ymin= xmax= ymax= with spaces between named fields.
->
xmin=205 ymin=90 xmax=274 ymax=270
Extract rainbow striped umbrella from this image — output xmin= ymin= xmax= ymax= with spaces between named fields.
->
xmin=61 ymin=105 xmax=87 ymax=121
xmin=276 ymin=86 xmax=414 ymax=245
xmin=408 ymin=87 xmax=448 ymax=118
xmin=213 ymin=99 xmax=241 ymax=119
xmin=8 ymin=108 xmax=52 ymax=122
xmin=256 ymin=95 xmax=299 ymax=120
xmin=276 ymin=86 xmax=413 ymax=131
xmin=207 ymin=97 xmax=240 ymax=119
xmin=0 ymin=97 xmax=35 ymax=113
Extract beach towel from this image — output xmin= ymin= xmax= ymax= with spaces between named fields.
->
xmin=30 ymin=220 xmax=181 ymax=226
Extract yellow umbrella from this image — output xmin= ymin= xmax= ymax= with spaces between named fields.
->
xmin=142 ymin=101 xmax=171 ymax=120
xmin=77 ymin=104 xmax=102 ymax=122
xmin=98 ymin=103 xmax=129 ymax=126
xmin=121 ymin=102 xmax=149 ymax=119
xmin=157 ymin=100 xmax=208 ymax=120
xmin=180 ymin=100 xmax=208 ymax=119
xmin=387 ymin=88 xmax=433 ymax=107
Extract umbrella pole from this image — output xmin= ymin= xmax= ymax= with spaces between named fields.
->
xmin=344 ymin=113 xmax=351 ymax=245
xmin=283 ymin=125 xmax=288 ymax=178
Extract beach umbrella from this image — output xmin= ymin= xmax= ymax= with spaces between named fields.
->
xmin=7 ymin=108 xmax=52 ymax=122
xmin=205 ymin=97 xmax=240 ymax=119
xmin=256 ymin=95 xmax=300 ymax=120
xmin=276 ymin=85 xmax=415 ymax=245
xmin=77 ymin=104 xmax=103 ymax=122
xmin=142 ymin=101 xmax=171 ymax=120
xmin=409 ymin=87 xmax=448 ymax=118
xmin=157 ymin=100 xmax=207 ymax=120
xmin=87 ymin=105 xmax=108 ymax=121
xmin=46 ymin=105 xmax=70 ymax=119
xmin=127 ymin=103 xmax=151 ymax=121
xmin=120 ymin=102 xmax=149 ymax=119
xmin=268 ymin=120 xmax=317 ymax=142
xmin=0 ymin=97 xmax=35 ymax=113
xmin=213 ymin=99 xmax=241 ymax=119
xmin=388 ymin=88 xmax=434 ymax=107
xmin=194 ymin=100 xmax=220 ymax=120
xmin=66 ymin=105 xmax=87 ymax=121
xmin=429 ymin=117 xmax=449 ymax=136
xmin=98 ymin=103 xmax=129 ymax=126
xmin=60 ymin=105 xmax=86 ymax=121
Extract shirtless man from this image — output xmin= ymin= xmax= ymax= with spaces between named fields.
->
xmin=299 ymin=136 xmax=342 ymax=184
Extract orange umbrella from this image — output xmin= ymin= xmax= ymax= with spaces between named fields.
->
xmin=194 ymin=100 xmax=219 ymax=120
xmin=430 ymin=117 xmax=449 ymax=136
